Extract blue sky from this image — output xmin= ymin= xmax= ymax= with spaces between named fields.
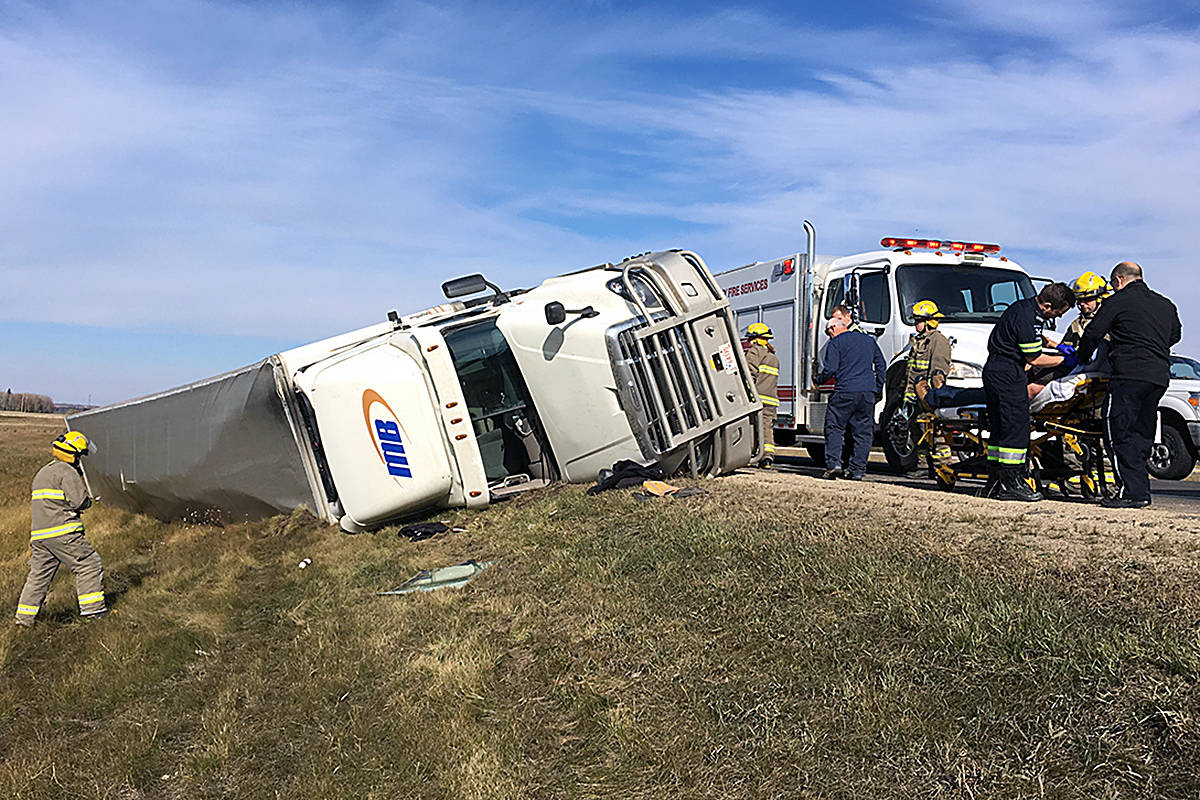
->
xmin=4 ymin=0 xmax=1200 ymax=404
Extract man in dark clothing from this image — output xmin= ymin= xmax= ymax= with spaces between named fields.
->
xmin=1076 ymin=262 xmax=1182 ymax=508
xmin=982 ymin=283 xmax=1075 ymax=501
xmin=816 ymin=306 xmax=887 ymax=480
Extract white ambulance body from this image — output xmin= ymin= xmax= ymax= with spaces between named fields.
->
xmin=715 ymin=222 xmax=1039 ymax=469
xmin=70 ymin=250 xmax=762 ymax=531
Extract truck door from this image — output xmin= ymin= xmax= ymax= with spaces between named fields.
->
xmin=813 ymin=269 xmax=895 ymax=432
xmin=300 ymin=342 xmax=455 ymax=529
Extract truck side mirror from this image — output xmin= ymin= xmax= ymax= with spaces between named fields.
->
xmin=442 ymin=273 xmax=510 ymax=305
xmin=442 ymin=274 xmax=489 ymax=299
xmin=544 ymin=301 xmax=598 ymax=325
xmin=842 ymin=273 xmax=860 ymax=320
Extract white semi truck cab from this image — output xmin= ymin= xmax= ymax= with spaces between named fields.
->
xmin=716 ymin=222 xmax=1039 ymax=470
xmin=70 ymin=250 xmax=762 ymax=531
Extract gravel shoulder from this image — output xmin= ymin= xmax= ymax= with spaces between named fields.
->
xmin=726 ymin=466 xmax=1200 ymax=571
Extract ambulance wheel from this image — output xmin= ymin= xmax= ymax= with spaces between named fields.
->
xmin=881 ymin=399 xmax=918 ymax=473
xmin=1147 ymin=424 xmax=1195 ymax=481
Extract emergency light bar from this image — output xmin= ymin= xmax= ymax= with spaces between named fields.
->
xmin=881 ymin=237 xmax=1000 ymax=254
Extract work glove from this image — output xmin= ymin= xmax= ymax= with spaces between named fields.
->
xmin=1055 ymin=343 xmax=1078 ymax=369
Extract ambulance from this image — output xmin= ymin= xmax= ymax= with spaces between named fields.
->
xmin=716 ymin=221 xmax=1040 ymax=470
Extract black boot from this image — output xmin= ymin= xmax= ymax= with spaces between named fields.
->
xmin=979 ymin=466 xmax=1002 ymax=498
xmin=995 ymin=469 xmax=1042 ymax=502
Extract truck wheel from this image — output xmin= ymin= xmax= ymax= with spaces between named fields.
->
xmin=1147 ymin=424 xmax=1195 ymax=480
xmin=881 ymin=399 xmax=918 ymax=473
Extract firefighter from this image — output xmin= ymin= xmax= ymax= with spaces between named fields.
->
xmin=904 ymin=300 xmax=954 ymax=472
xmin=981 ymin=283 xmax=1075 ymax=501
xmin=1028 ymin=271 xmax=1113 ymax=394
xmin=14 ymin=431 xmax=107 ymax=626
xmin=1063 ymin=271 xmax=1111 ymax=347
xmin=745 ymin=322 xmax=780 ymax=467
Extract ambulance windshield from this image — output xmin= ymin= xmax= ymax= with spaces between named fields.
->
xmin=897 ymin=265 xmax=1034 ymax=324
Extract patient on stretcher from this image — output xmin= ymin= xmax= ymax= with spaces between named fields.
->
xmin=922 ymin=341 xmax=1109 ymax=418
xmin=1026 ymin=341 xmax=1109 ymax=404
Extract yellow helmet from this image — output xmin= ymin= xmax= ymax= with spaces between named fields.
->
xmin=747 ymin=322 xmax=773 ymax=339
xmin=1071 ymin=271 xmax=1110 ymax=301
xmin=911 ymin=299 xmax=943 ymax=328
xmin=52 ymin=431 xmax=94 ymax=464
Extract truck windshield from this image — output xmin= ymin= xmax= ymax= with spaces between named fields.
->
xmin=896 ymin=265 xmax=1034 ymax=324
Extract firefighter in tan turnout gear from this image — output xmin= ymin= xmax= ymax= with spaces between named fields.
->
xmin=905 ymin=300 xmax=955 ymax=473
xmin=745 ymin=322 xmax=780 ymax=467
xmin=1064 ymin=271 xmax=1111 ymax=347
xmin=14 ymin=431 xmax=107 ymax=626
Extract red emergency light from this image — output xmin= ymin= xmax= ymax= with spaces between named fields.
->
xmin=781 ymin=258 xmax=795 ymax=274
xmin=881 ymin=237 xmax=1000 ymax=254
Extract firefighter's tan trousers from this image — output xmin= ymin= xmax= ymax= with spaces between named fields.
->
xmin=14 ymin=532 xmax=106 ymax=625
xmin=761 ymin=405 xmax=777 ymax=459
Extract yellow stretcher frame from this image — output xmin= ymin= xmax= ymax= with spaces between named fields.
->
xmin=915 ymin=376 xmax=1112 ymax=499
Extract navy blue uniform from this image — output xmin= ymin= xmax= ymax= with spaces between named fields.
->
xmin=817 ymin=330 xmax=887 ymax=477
xmin=983 ymin=297 xmax=1043 ymax=474
xmin=1078 ymin=281 xmax=1181 ymax=502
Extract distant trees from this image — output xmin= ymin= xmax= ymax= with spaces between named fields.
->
xmin=0 ymin=390 xmax=55 ymax=413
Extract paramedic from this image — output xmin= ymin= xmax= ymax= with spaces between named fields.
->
xmin=816 ymin=306 xmax=887 ymax=481
xmin=982 ymin=283 xmax=1075 ymax=501
xmin=15 ymin=431 xmax=107 ymax=626
xmin=1028 ymin=271 xmax=1111 ymax=392
xmin=1076 ymin=262 xmax=1181 ymax=509
xmin=745 ymin=322 xmax=781 ymax=468
xmin=904 ymin=300 xmax=954 ymax=471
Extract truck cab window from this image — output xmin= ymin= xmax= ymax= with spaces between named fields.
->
xmin=897 ymin=265 xmax=1034 ymax=324
xmin=823 ymin=272 xmax=891 ymax=324
xmin=442 ymin=320 xmax=553 ymax=485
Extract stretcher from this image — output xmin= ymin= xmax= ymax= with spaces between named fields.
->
xmin=913 ymin=371 xmax=1113 ymax=498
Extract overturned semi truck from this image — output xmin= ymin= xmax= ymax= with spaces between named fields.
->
xmin=68 ymin=251 xmax=763 ymax=532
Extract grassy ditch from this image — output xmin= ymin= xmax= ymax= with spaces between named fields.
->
xmin=1 ymin=420 xmax=1199 ymax=798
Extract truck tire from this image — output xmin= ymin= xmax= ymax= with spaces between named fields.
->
xmin=881 ymin=398 xmax=919 ymax=473
xmin=1147 ymin=423 xmax=1195 ymax=481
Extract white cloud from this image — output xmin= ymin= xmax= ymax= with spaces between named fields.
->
xmin=3 ymin=0 xmax=1200 ymax=402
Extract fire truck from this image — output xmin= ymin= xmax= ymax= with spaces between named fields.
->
xmin=715 ymin=221 xmax=1040 ymax=470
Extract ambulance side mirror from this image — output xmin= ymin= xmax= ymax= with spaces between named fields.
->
xmin=842 ymin=273 xmax=860 ymax=319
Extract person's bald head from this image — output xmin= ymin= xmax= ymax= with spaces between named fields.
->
xmin=1110 ymin=261 xmax=1143 ymax=291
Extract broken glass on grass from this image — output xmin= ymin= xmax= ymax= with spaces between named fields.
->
xmin=376 ymin=560 xmax=492 ymax=595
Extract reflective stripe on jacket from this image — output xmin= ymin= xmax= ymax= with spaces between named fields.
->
xmin=904 ymin=329 xmax=952 ymax=399
xmin=745 ymin=340 xmax=780 ymax=408
xmin=30 ymin=461 xmax=89 ymax=541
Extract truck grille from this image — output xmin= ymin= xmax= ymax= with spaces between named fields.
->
xmin=611 ymin=316 xmax=719 ymax=457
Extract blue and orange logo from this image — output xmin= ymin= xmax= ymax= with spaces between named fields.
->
xmin=362 ymin=389 xmax=412 ymax=479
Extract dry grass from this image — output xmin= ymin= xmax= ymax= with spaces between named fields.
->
xmin=2 ymin=418 xmax=1199 ymax=798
